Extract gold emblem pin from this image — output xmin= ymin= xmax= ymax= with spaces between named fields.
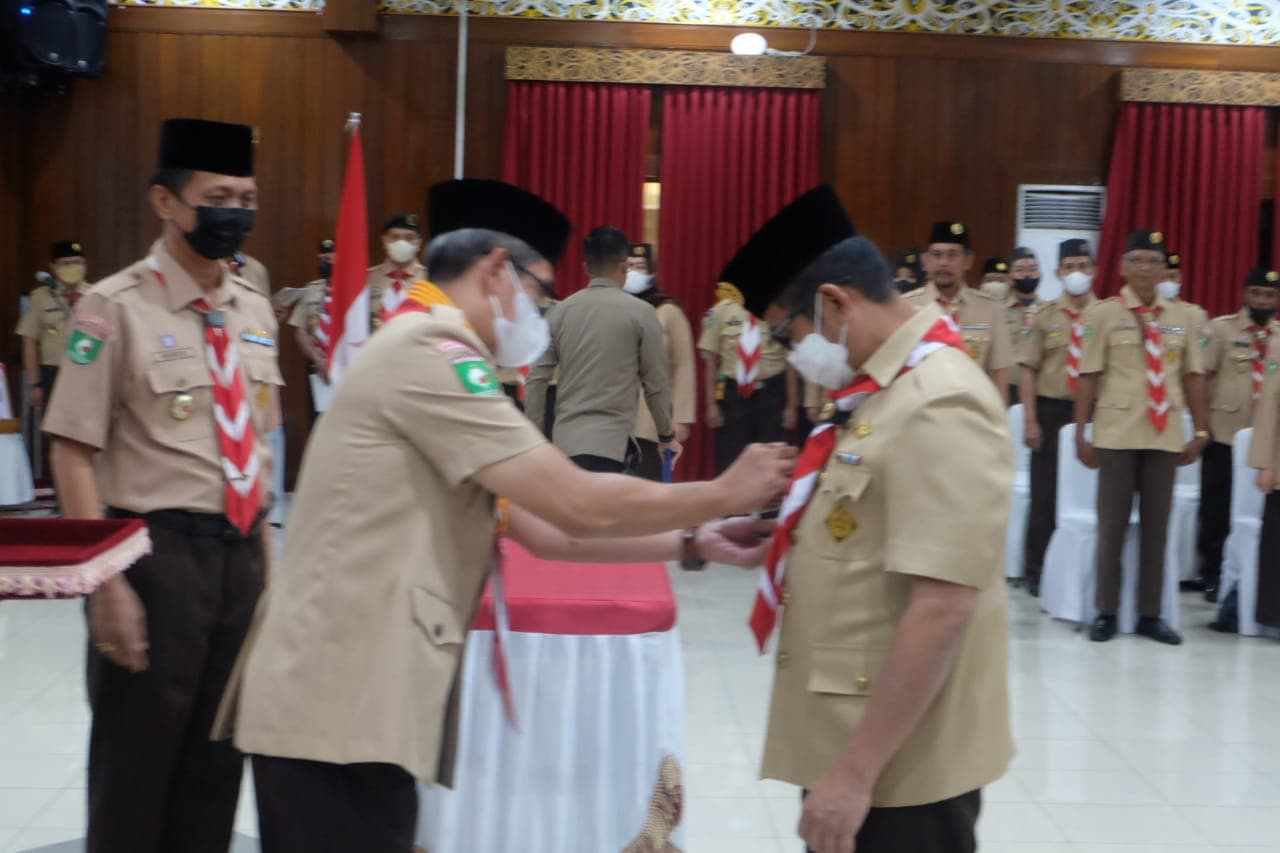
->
xmin=967 ymin=344 xmax=982 ymax=360
xmin=1268 ymin=271 xmax=1279 ymax=283
xmin=256 ymin=384 xmax=270 ymax=408
xmin=950 ymin=222 xmax=965 ymax=235
xmin=825 ymin=504 xmax=857 ymax=542
xmin=1168 ymin=254 xmax=1180 ymax=266
xmin=170 ymin=392 xmax=195 ymax=421
xmin=71 ymin=243 xmax=82 ymax=253
xmin=819 ymin=401 xmax=836 ymax=421
xmin=1164 ymin=349 xmax=1178 ymax=364
xmin=1151 ymin=231 xmax=1163 ymax=243
xmin=854 ymin=422 xmax=872 ymax=438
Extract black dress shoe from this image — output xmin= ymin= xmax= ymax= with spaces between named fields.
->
xmin=1136 ymin=616 xmax=1183 ymax=645
xmin=1203 ymin=584 xmax=1219 ymax=604
xmin=1180 ymin=578 xmax=1207 ymax=592
xmin=1027 ymin=579 xmax=1040 ymax=598
xmin=1208 ymin=617 xmax=1237 ymax=633
xmin=1090 ymin=615 xmax=1117 ymax=642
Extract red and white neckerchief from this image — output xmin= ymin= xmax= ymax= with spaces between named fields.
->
xmin=395 ymin=282 xmax=519 ymax=726
xmin=381 ymin=270 xmax=413 ymax=320
xmin=1249 ymin=323 xmax=1271 ymax=401
xmin=1064 ymin=305 xmax=1084 ymax=392
xmin=937 ymin=296 xmax=960 ymax=320
xmin=149 ymin=258 xmax=261 ymax=534
xmin=515 ymin=365 xmax=531 ymax=405
xmin=314 ymin=285 xmax=333 ymax=348
xmin=748 ymin=314 xmax=965 ymax=652
xmin=735 ymin=315 xmax=763 ymax=397
xmin=1132 ymin=303 xmax=1169 ymax=433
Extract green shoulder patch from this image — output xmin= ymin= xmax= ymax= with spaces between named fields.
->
xmin=1268 ymin=360 xmax=1279 ymax=376
xmin=1082 ymin=325 xmax=1095 ymax=342
xmin=67 ymin=328 xmax=104 ymax=364
xmin=451 ymin=357 xmax=501 ymax=395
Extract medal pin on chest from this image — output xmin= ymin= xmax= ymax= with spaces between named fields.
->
xmin=824 ymin=420 xmax=870 ymax=541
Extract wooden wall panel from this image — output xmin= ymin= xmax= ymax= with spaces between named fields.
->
xmin=3 ymin=8 xmax=1277 ymax=484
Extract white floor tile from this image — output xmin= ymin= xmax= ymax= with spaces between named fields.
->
xmin=0 ymin=753 xmax=82 ymax=790
xmin=762 ymin=794 xmax=801 ymax=839
xmin=682 ymin=796 xmax=779 ymax=838
xmin=1013 ymin=768 xmax=1164 ymax=805
xmin=0 ymin=789 xmax=58 ymax=830
xmin=1139 ymin=770 xmax=1280 ymax=808
xmin=976 ymin=801 xmax=1066 ymax=843
xmin=4 ymin=825 xmax=82 ymax=853
xmin=27 ymin=787 xmax=84 ymax=828
xmin=1178 ymin=805 xmax=1280 ymax=847
xmin=1041 ymin=802 xmax=1208 ymax=845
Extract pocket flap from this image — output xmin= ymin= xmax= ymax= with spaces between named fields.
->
xmin=147 ymin=362 xmax=213 ymax=394
xmin=411 ymin=587 xmax=464 ymax=646
xmin=243 ymin=356 xmax=285 ymax=386
xmin=807 ymin=645 xmax=889 ymax=697
xmin=833 ymin=467 xmax=873 ymax=502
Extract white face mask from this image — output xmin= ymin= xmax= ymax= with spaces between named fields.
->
xmin=387 ymin=239 xmax=420 ymax=265
xmin=1156 ymin=280 xmax=1181 ymax=301
xmin=980 ymin=280 xmax=1010 ymax=301
xmin=786 ymin=293 xmax=856 ymax=390
xmin=1062 ymin=271 xmax=1093 ymax=296
xmin=490 ymin=263 xmax=551 ymax=368
xmin=623 ymin=270 xmax=654 ymax=295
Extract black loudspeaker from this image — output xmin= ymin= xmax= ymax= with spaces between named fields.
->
xmin=1 ymin=0 xmax=106 ymax=77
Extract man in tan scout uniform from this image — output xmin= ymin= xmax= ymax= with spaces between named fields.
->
xmin=1075 ymin=229 xmax=1209 ymax=645
xmin=215 ymin=184 xmax=795 ymax=849
xmin=726 ymin=186 xmax=1012 ymax=853
xmin=43 ymin=119 xmax=280 ymax=852
xmin=699 ymin=281 xmax=798 ymax=473
xmin=906 ymin=220 xmax=1015 ymax=403
xmin=1003 ymin=246 xmax=1045 ymax=404
xmin=1158 ymin=251 xmax=1210 ymax=341
xmin=1246 ymin=332 xmax=1280 ymax=632
xmin=369 ymin=212 xmax=428 ymax=327
xmin=626 ymin=242 xmax=698 ymax=480
xmin=1195 ymin=267 xmax=1280 ymax=601
xmin=287 ymin=238 xmax=336 ymax=420
xmin=16 ymin=240 xmax=90 ymax=411
xmin=1018 ymin=238 xmax=1097 ymax=597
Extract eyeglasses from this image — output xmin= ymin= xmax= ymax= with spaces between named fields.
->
xmin=770 ymin=305 xmax=804 ymax=349
xmin=1123 ymin=255 xmax=1165 ymax=268
xmin=515 ymin=264 xmax=555 ymax=299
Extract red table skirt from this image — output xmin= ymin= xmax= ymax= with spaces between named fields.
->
xmin=0 ymin=518 xmax=151 ymax=599
xmin=471 ymin=538 xmax=677 ymax=635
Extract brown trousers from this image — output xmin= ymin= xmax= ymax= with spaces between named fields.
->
xmin=1024 ymin=397 xmax=1075 ymax=580
xmin=1095 ymin=449 xmax=1178 ymax=617
xmin=86 ymin=520 xmax=265 ymax=853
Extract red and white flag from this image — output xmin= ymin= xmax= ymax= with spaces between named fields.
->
xmin=318 ymin=114 xmax=370 ymax=388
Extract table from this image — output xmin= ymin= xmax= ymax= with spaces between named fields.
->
xmin=0 ymin=517 xmax=151 ymax=599
xmin=417 ymin=539 xmax=686 ymax=853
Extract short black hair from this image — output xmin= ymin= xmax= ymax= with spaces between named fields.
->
xmin=426 ymin=228 xmax=543 ymax=284
xmin=777 ymin=236 xmax=895 ymax=315
xmin=150 ymin=168 xmax=194 ymax=195
xmin=583 ymin=226 xmax=630 ymax=276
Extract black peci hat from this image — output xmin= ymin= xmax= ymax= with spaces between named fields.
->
xmin=928 ymin=220 xmax=970 ymax=249
xmin=630 ymin=243 xmax=653 ymax=263
xmin=428 ymin=179 xmax=572 ymax=267
xmin=317 ymin=238 xmax=336 ymax=253
xmin=982 ymin=258 xmax=1009 ymax=276
xmin=1245 ymin=267 xmax=1280 ymax=289
xmin=1058 ymin=238 xmax=1092 ymax=264
xmin=158 ymin=118 xmax=255 ymax=177
xmin=717 ymin=185 xmax=857 ymax=318
xmin=1126 ymin=229 xmax=1167 ymax=255
xmin=51 ymin=241 xmax=85 ymax=261
xmin=382 ymin=213 xmax=423 ymax=235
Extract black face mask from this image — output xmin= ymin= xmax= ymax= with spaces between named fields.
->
xmin=1249 ymin=307 xmax=1276 ymax=327
xmin=179 ymin=204 xmax=255 ymax=261
xmin=318 ymin=260 xmax=333 ymax=280
xmin=1013 ymin=277 xmax=1040 ymax=295
xmin=895 ymin=279 xmax=916 ymax=293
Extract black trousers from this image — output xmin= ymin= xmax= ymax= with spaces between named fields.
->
xmin=1259 ymin=491 xmax=1280 ymax=629
xmin=252 ymin=755 xmax=419 ymax=853
xmin=715 ymin=372 xmax=786 ymax=474
xmin=571 ymin=453 xmax=627 ymax=473
xmin=86 ymin=520 xmax=265 ymax=853
xmin=38 ymin=363 xmax=58 ymax=401
xmin=1195 ymin=440 xmax=1234 ymax=585
xmin=632 ymin=437 xmax=664 ymax=481
xmin=802 ymin=788 xmax=981 ymax=853
xmin=1023 ymin=397 xmax=1074 ymax=581
xmin=1095 ymin=449 xmax=1178 ymax=617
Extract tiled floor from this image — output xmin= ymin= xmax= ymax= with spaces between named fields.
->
xmin=1 ymin=554 xmax=1278 ymax=852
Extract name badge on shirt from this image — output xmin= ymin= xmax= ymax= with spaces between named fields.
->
xmin=960 ymin=323 xmax=988 ymax=331
xmin=153 ymin=347 xmax=195 ymax=363
xmin=1159 ymin=325 xmax=1185 ymax=336
xmin=241 ymin=330 xmax=276 ymax=347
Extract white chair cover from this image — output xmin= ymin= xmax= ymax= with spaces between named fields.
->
xmin=1169 ymin=411 xmax=1201 ymax=580
xmin=267 ymin=426 xmax=286 ymax=526
xmin=1040 ymin=424 xmax=1181 ymax=633
xmin=1221 ymin=428 xmax=1265 ymax=636
xmin=0 ymin=364 xmax=34 ymax=507
xmin=1005 ymin=404 xmax=1030 ymax=579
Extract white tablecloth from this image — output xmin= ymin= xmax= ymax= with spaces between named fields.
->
xmin=418 ymin=627 xmax=685 ymax=852
xmin=0 ymin=434 xmax=34 ymax=507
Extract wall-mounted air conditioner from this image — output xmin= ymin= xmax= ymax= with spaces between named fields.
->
xmin=1016 ymin=185 xmax=1106 ymax=302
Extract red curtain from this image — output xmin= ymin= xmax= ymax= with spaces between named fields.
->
xmin=660 ymin=87 xmax=822 ymax=481
xmin=502 ymin=82 xmax=650 ymax=297
xmin=1096 ymin=102 xmax=1266 ymax=317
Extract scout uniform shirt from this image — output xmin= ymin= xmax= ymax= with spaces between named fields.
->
xmin=697 ymin=299 xmax=788 ymax=393
xmin=761 ymin=305 xmax=1014 ymax=807
xmin=904 ymin=283 xmax=1015 ymax=373
xmin=1248 ymin=336 xmax=1280 ymax=483
xmin=368 ymin=259 xmax=427 ymax=328
xmin=1020 ymin=293 xmax=1097 ymax=401
xmin=232 ymin=254 xmax=271 ymax=298
xmin=218 ymin=299 xmax=547 ymax=785
xmin=635 ymin=301 xmax=697 ymax=443
xmin=1004 ymin=296 xmax=1042 ymax=389
xmin=1204 ymin=312 xmax=1280 ymax=445
xmin=16 ymin=282 xmax=85 ymax=366
xmin=287 ymin=279 xmax=328 ymax=336
xmin=1078 ymin=285 xmax=1205 ymax=454
xmin=42 ymin=240 xmax=283 ymax=514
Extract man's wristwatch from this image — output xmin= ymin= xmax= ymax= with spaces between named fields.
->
xmin=680 ymin=527 xmax=706 ymax=571
xmin=1194 ymin=429 xmax=1210 ymax=440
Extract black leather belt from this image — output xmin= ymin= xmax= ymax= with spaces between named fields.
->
xmin=106 ymin=507 xmax=261 ymax=541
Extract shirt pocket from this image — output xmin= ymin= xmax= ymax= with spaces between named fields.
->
xmin=410 ymin=587 xmax=465 ymax=648
xmin=805 ymin=467 xmax=873 ymax=559
xmin=1109 ymin=328 xmax=1142 ymax=348
xmin=242 ymin=354 xmax=285 ymax=433
xmin=808 ymin=644 xmax=890 ymax=698
xmin=146 ymin=361 xmax=215 ymax=442
xmin=962 ymin=327 xmax=990 ymax=360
